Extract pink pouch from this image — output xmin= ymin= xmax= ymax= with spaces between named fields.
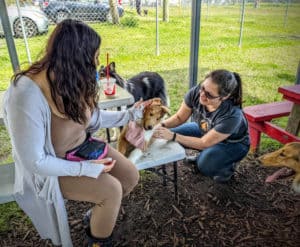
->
xmin=65 ymin=135 xmax=108 ymax=161
xmin=125 ymin=121 xmax=146 ymax=150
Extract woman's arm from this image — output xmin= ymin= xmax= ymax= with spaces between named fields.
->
xmin=175 ymin=129 xmax=230 ymax=150
xmin=87 ymin=100 xmax=152 ymax=131
xmin=154 ymin=127 xmax=230 ymax=150
xmin=161 ymin=101 xmax=192 ymax=128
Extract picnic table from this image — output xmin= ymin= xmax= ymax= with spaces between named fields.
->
xmin=244 ymin=84 xmax=300 ymax=153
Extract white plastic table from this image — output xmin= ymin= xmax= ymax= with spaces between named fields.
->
xmin=129 ymin=139 xmax=186 ymax=200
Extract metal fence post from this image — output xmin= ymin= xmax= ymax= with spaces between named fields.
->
xmin=238 ymin=0 xmax=246 ymax=48
xmin=156 ymin=0 xmax=160 ymax=56
xmin=189 ymin=0 xmax=201 ymax=89
xmin=284 ymin=0 xmax=290 ymax=28
xmin=16 ymin=0 xmax=32 ymax=64
xmin=0 ymin=0 xmax=20 ymax=72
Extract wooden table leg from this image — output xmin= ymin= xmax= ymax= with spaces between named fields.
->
xmin=286 ymin=105 xmax=300 ymax=135
xmin=106 ymin=128 xmax=111 ymax=143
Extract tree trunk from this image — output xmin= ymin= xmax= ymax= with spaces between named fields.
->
xmin=136 ymin=0 xmax=141 ymax=15
xmin=163 ymin=0 xmax=169 ymax=22
xmin=109 ymin=0 xmax=120 ymax=24
xmin=296 ymin=61 xmax=300 ymax=84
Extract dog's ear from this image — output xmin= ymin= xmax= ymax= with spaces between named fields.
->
xmin=109 ymin=62 xmax=116 ymax=72
xmin=161 ymin=106 xmax=171 ymax=116
xmin=294 ymin=145 xmax=300 ymax=162
xmin=99 ymin=65 xmax=105 ymax=77
xmin=287 ymin=143 xmax=300 ymax=162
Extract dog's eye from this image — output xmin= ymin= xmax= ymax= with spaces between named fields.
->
xmin=150 ymin=113 xmax=153 ymax=117
xmin=279 ymin=152 xmax=285 ymax=157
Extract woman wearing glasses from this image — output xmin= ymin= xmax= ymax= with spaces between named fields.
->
xmin=153 ymin=69 xmax=250 ymax=182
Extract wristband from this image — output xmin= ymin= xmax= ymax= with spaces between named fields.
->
xmin=161 ymin=122 xmax=166 ymax=127
xmin=172 ymin=132 xmax=177 ymax=141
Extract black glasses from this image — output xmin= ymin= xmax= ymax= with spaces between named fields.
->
xmin=200 ymin=85 xmax=221 ymax=100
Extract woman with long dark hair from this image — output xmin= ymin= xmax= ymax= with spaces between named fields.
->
xmin=3 ymin=19 xmax=149 ymax=246
xmin=154 ymin=70 xmax=250 ymax=182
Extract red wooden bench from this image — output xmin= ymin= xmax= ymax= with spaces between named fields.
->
xmin=244 ymin=101 xmax=300 ymax=153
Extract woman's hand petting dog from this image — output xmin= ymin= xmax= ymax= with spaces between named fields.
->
xmin=91 ymin=158 xmax=116 ymax=173
xmin=153 ymin=126 xmax=173 ymax=141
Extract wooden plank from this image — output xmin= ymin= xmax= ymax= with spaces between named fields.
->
xmin=244 ymin=101 xmax=292 ymax=122
xmin=264 ymin=122 xmax=300 ymax=144
xmin=278 ymin=85 xmax=300 ymax=105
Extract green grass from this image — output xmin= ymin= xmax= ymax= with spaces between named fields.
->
xmin=0 ymin=202 xmax=31 ymax=233
xmin=0 ymin=3 xmax=299 ymax=232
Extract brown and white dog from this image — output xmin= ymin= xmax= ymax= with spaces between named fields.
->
xmin=117 ymin=98 xmax=170 ymax=157
xmin=259 ymin=142 xmax=300 ymax=193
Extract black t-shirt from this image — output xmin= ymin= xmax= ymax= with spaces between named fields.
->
xmin=184 ymin=84 xmax=248 ymax=141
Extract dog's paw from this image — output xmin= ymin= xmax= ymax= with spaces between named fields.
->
xmin=144 ymin=130 xmax=154 ymax=142
xmin=128 ymin=148 xmax=143 ymax=164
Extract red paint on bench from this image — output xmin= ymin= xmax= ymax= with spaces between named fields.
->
xmin=278 ymin=85 xmax=300 ymax=105
xmin=244 ymin=101 xmax=293 ymax=122
xmin=264 ymin=122 xmax=300 ymax=144
xmin=243 ymin=101 xmax=298 ymax=153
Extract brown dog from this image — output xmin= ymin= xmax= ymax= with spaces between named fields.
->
xmin=117 ymin=98 xmax=170 ymax=157
xmin=259 ymin=142 xmax=300 ymax=193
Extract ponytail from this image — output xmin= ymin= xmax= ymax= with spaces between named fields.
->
xmin=231 ymin=72 xmax=243 ymax=108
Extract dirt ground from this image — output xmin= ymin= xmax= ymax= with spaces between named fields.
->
xmin=1 ymin=153 xmax=300 ymax=247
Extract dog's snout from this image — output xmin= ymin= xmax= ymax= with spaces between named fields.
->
xmin=146 ymin=125 xmax=153 ymax=130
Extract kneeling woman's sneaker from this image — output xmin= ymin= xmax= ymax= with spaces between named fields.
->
xmin=213 ymin=172 xmax=233 ymax=183
xmin=86 ymin=227 xmax=113 ymax=247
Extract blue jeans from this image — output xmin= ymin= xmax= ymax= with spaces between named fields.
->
xmin=171 ymin=122 xmax=250 ymax=179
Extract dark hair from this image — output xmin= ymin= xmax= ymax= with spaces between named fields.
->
xmin=205 ymin=69 xmax=243 ymax=108
xmin=13 ymin=19 xmax=101 ymax=124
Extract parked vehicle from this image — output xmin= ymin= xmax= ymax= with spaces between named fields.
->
xmin=41 ymin=0 xmax=124 ymax=23
xmin=0 ymin=5 xmax=49 ymax=38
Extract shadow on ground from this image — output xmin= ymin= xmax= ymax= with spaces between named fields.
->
xmin=0 ymin=152 xmax=300 ymax=247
